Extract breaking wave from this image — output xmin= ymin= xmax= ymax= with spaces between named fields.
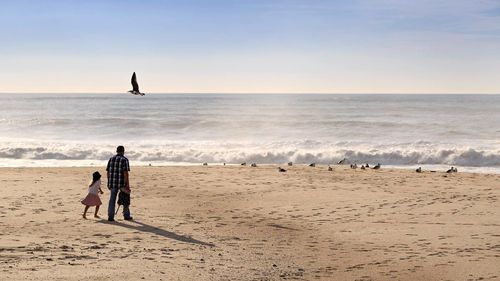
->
xmin=1 ymin=141 xmax=499 ymax=167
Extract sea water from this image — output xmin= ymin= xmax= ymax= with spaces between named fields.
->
xmin=0 ymin=94 xmax=499 ymax=172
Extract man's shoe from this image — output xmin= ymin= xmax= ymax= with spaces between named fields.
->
xmin=124 ymin=217 xmax=133 ymax=221
xmin=108 ymin=218 xmax=115 ymax=222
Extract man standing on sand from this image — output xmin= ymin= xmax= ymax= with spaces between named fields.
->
xmin=106 ymin=145 xmax=133 ymax=221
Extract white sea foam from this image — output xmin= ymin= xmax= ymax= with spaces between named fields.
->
xmin=0 ymin=141 xmax=498 ymax=171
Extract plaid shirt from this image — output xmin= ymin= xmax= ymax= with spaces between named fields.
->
xmin=106 ymin=154 xmax=130 ymax=190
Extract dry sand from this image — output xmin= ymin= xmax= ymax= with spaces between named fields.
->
xmin=0 ymin=165 xmax=499 ymax=281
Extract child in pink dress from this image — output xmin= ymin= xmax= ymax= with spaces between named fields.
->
xmin=81 ymin=171 xmax=104 ymax=219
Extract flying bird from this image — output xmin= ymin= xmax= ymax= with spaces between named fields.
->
xmin=128 ymin=72 xmax=145 ymax=96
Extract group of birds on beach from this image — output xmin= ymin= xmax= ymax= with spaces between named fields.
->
xmin=202 ymin=160 xmax=459 ymax=174
xmin=279 ymin=160 xmax=382 ymax=173
xmin=276 ymin=158 xmax=383 ymax=173
xmin=202 ymin=159 xmax=383 ymax=173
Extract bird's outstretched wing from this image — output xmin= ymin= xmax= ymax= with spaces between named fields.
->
xmin=131 ymin=72 xmax=140 ymax=92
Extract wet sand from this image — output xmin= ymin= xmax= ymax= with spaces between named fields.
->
xmin=1 ymin=166 xmax=499 ymax=280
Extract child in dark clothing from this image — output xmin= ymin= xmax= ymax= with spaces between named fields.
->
xmin=116 ymin=187 xmax=132 ymax=220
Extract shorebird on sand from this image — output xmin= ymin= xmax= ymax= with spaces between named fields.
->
xmin=373 ymin=163 xmax=381 ymax=170
xmin=288 ymin=162 xmax=293 ymax=166
xmin=309 ymin=163 xmax=316 ymax=167
xmin=328 ymin=165 xmax=333 ymax=171
xmin=241 ymin=162 xmax=247 ymax=166
xmin=251 ymin=163 xmax=257 ymax=167
xmin=278 ymin=167 xmax=287 ymax=172
xmin=337 ymin=158 xmax=346 ymax=165
xmin=128 ymin=72 xmax=145 ymax=96
xmin=416 ymin=167 xmax=422 ymax=173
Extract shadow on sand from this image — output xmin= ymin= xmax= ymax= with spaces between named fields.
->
xmin=98 ymin=219 xmax=215 ymax=247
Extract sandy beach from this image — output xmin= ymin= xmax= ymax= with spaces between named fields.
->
xmin=1 ymin=165 xmax=499 ymax=280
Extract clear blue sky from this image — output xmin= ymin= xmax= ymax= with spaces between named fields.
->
xmin=1 ymin=0 xmax=500 ymax=93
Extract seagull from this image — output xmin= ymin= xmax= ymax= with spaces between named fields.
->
xmin=361 ymin=165 xmax=366 ymax=170
xmin=309 ymin=163 xmax=316 ymax=167
xmin=416 ymin=167 xmax=422 ymax=173
xmin=337 ymin=158 xmax=346 ymax=165
xmin=350 ymin=163 xmax=358 ymax=169
xmin=446 ymin=167 xmax=454 ymax=173
xmin=128 ymin=72 xmax=145 ymax=96
xmin=241 ymin=162 xmax=247 ymax=166
xmin=288 ymin=162 xmax=293 ymax=166
xmin=203 ymin=163 xmax=208 ymax=166
xmin=251 ymin=163 xmax=257 ymax=167
xmin=453 ymin=167 xmax=458 ymax=173
xmin=278 ymin=167 xmax=287 ymax=172
xmin=373 ymin=163 xmax=381 ymax=170
xmin=328 ymin=165 xmax=333 ymax=171
xmin=365 ymin=163 xmax=370 ymax=168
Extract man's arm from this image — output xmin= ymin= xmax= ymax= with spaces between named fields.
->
xmin=124 ymin=170 xmax=129 ymax=188
xmin=123 ymin=158 xmax=130 ymax=188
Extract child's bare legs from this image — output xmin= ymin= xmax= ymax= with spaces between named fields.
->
xmin=83 ymin=205 xmax=90 ymax=219
xmin=94 ymin=205 xmax=100 ymax=218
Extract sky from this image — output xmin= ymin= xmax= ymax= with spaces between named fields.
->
xmin=1 ymin=0 xmax=500 ymax=94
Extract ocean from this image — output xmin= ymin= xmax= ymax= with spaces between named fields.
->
xmin=0 ymin=94 xmax=499 ymax=172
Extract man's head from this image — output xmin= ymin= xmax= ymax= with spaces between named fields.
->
xmin=116 ymin=145 xmax=125 ymax=154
